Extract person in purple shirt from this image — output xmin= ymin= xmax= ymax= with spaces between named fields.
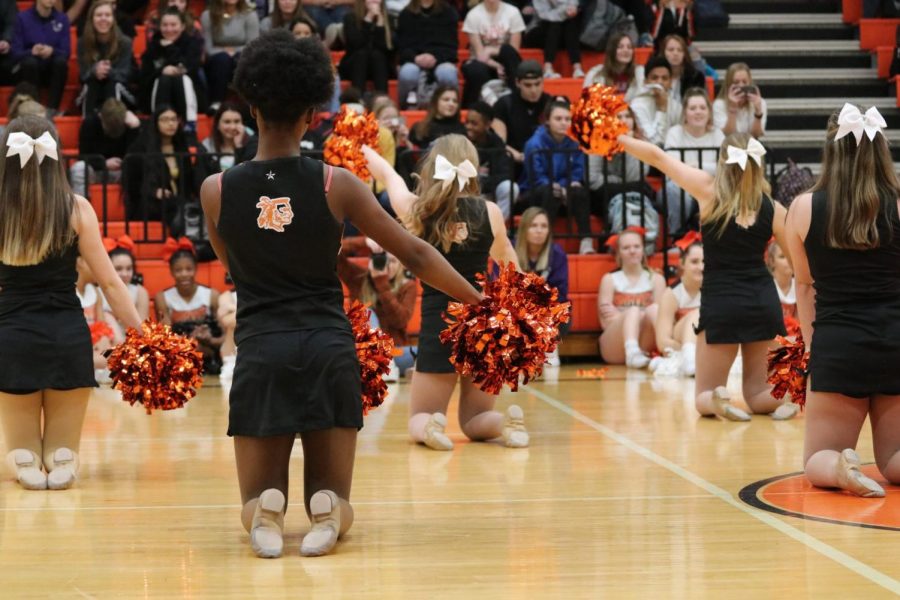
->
xmin=12 ymin=0 xmax=70 ymax=114
xmin=514 ymin=206 xmax=570 ymax=366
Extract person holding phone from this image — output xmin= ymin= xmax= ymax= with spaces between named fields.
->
xmin=712 ymin=62 xmax=766 ymax=138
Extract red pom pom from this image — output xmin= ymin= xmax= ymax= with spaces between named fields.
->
xmin=568 ymin=84 xmax=630 ymax=158
xmin=89 ymin=321 xmax=114 ymax=345
xmin=784 ymin=314 xmax=801 ymax=338
xmin=324 ymin=107 xmax=380 ymax=180
xmin=346 ymin=300 xmax=395 ymax=415
xmin=440 ymin=263 xmax=571 ymax=394
xmin=767 ymin=334 xmax=809 ymax=408
xmin=106 ymin=322 xmax=204 ymax=414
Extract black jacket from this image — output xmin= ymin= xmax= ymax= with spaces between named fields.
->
xmin=342 ymin=13 xmax=394 ymax=55
xmin=78 ymin=114 xmax=141 ymax=171
xmin=139 ymin=32 xmax=204 ymax=112
xmin=474 ymin=130 xmax=512 ymax=194
xmin=396 ymin=5 xmax=459 ymax=65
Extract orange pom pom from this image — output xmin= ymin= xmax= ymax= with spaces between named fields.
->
xmin=767 ymin=334 xmax=809 ymax=408
xmin=324 ymin=107 xmax=380 ymax=180
xmin=107 ymin=322 xmax=204 ymax=414
xmin=568 ymin=84 xmax=630 ymax=158
xmin=440 ymin=263 xmax=571 ymax=394
xmin=346 ymin=301 xmax=394 ymax=415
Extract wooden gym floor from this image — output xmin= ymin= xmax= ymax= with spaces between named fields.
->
xmin=2 ymin=365 xmax=900 ymax=599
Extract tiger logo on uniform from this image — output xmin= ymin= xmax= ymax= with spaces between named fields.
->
xmin=256 ymin=196 xmax=294 ymax=232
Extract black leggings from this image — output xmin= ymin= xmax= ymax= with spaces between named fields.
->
xmin=338 ymin=49 xmax=391 ymax=93
xmin=18 ymin=55 xmax=68 ymax=110
xmin=538 ymin=18 xmax=582 ymax=64
xmin=520 ymin=183 xmax=592 ymax=238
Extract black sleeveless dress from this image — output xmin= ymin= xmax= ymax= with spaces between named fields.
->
xmin=217 ymin=156 xmax=362 ymax=436
xmin=805 ymin=191 xmax=900 ymax=397
xmin=0 ymin=241 xmax=96 ymax=393
xmin=697 ymin=196 xmax=786 ymax=344
xmin=417 ymin=197 xmax=494 ymax=373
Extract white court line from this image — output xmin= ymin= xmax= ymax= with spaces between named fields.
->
xmin=0 ymin=494 xmax=714 ymax=513
xmin=527 ymin=386 xmax=900 ymax=595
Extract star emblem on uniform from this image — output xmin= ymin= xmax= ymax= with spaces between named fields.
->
xmin=266 ymin=171 xmax=275 ymax=180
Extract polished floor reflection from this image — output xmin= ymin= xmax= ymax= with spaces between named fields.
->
xmin=1 ymin=366 xmax=898 ymax=598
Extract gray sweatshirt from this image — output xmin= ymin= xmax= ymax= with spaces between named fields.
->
xmin=532 ymin=0 xmax=578 ymax=23
xmin=201 ymin=9 xmax=260 ymax=56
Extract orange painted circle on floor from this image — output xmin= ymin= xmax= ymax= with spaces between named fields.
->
xmin=739 ymin=466 xmax=900 ymax=531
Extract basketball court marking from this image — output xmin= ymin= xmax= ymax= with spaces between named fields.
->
xmin=526 ymin=386 xmax=900 ymax=595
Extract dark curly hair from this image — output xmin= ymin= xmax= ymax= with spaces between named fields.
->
xmin=233 ymin=29 xmax=334 ymax=125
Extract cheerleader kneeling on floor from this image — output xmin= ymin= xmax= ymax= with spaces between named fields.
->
xmin=199 ymin=30 xmax=481 ymax=559
xmin=0 ymin=116 xmax=142 ymax=491
xmin=652 ymin=236 xmax=702 ymax=376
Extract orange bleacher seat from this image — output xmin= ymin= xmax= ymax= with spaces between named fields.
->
xmin=843 ymin=0 xmax=863 ymax=24
xmin=859 ymin=18 xmax=900 ymax=50
xmin=877 ymin=46 xmax=893 ymax=78
xmin=196 ymin=114 xmax=212 ymax=142
xmin=103 ymin=221 xmax=165 ymax=240
xmin=17 ymin=1 xmax=30 ymax=11
xmin=54 ymin=115 xmax=81 ymax=149
xmin=568 ymin=254 xmax=616 ymax=294
xmin=132 ymin=25 xmax=147 ymax=59
xmin=895 ymin=76 xmax=900 ymax=108
xmin=569 ymin=293 xmax=601 ymax=332
xmin=542 ymin=78 xmax=583 ymax=102
xmin=88 ymin=183 xmax=126 ymax=221
xmin=137 ymin=259 xmax=173 ymax=298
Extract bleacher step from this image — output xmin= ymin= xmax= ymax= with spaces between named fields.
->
xmin=720 ymin=0 xmax=839 ymax=14
xmin=696 ymin=12 xmax=852 ymax=41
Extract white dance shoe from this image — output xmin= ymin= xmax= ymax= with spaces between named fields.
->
xmin=502 ymin=405 xmax=529 ymax=448
xmin=836 ymin=449 xmax=885 ymax=498
xmin=7 ymin=449 xmax=47 ymax=490
xmin=47 ymin=447 xmax=78 ymax=490
xmin=423 ymin=413 xmax=454 ymax=451
xmin=300 ymin=490 xmax=341 ymax=557
xmin=711 ymin=387 xmax=751 ymax=422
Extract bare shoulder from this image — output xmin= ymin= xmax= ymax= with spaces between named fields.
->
xmin=71 ymin=195 xmax=95 ymax=232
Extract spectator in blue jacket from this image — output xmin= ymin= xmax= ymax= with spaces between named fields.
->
xmin=519 ymin=98 xmax=594 ymax=254
xmin=12 ymin=0 xmax=70 ymax=114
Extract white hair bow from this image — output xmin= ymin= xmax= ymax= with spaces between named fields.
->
xmin=6 ymin=131 xmax=58 ymax=169
xmin=433 ymin=154 xmax=478 ymax=191
xmin=835 ymin=102 xmax=887 ymax=145
xmin=725 ymin=137 xmax=766 ymax=171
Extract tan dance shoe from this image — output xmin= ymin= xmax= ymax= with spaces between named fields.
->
xmin=47 ymin=448 xmax=78 ymax=490
xmin=771 ymin=402 xmax=801 ymax=421
xmin=7 ymin=449 xmax=47 ymax=490
xmin=250 ymin=488 xmax=286 ymax=558
xmin=836 ymin=449 xmax=885 ymax=498
xmin=423 ymin=413 xmax=453 ymax=451
xmin=300 ymin=490 xmax=341 ymax=557
xmin=711 ymin=387 xmax=751 ymax=422
xmin=502 ymin=405 xmax=529 ymax=448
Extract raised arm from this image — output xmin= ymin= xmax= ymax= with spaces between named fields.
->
xmin=785 ymin=193 xmax=815 ymax=344
xmin=363 ymin=145 xmax=417 ymax=220
xmin=330 ymin=167 xmax=482 ymax=305
xmin=617 ymin=134 xmax=715 ymax=209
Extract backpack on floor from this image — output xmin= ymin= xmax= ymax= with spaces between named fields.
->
xmin=773 ymin=159 xmax=815 ymax=208
xmin=607 ymin=191 xmax=659 ymax=254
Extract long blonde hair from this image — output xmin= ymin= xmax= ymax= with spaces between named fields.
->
xmin=358 ymin=256 xmax=409 ymax=306
xmin=812 ymin=107 xmax=899 ymax=250
xmin=406 ymin=134 xmax=481 ymax=253
xmin=716 ymin=62 xmax=752 ymax=101
xmin=0 ymin=116 xmax=75 ymax=266
xmin=515 ymin=206 xmax=551 ymax=272
xmin=705 ymin=132 xmax=771 ymax=238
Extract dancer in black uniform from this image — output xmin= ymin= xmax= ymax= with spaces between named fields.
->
xmin=617 ymin=132 xmax=791 ymax=421
xmin=364 ymin=134 xmax=526 ymax=452
xmin=785 ymin=104 xmax=900 ymax=497
xmin=199 ymin=30 xmax=481 ymax=559
xmin=0 ymin=116 xmax=142 ymax=491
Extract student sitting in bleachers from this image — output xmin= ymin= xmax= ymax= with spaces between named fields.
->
xmin=303 ymin=0 xmax=353 ymax=45
xmin=460 ymin=0 xmax=524 ymax=107
xmin=408 ymin=83 xmax=465 ymax=148
xmin=658 ymin=34 xmax=703 ymax=105
xmin=629 ymin=55 xmax=681 ymax=146
xmin=583 ymin=33 xmax=644 ymax=102
xmin=260 ymin=0 xmax=311 ymax=33
xmin=337 ymin=237 xmax=418 ymax=381
xmin=155 ymin=242 xmax=223 ymax=373
xmin=519 ymin=97 xmax=593 ymax=254
xmin=124 ymin=104 xmax=202 ymax=230
xmin=712 ymin=62 xmax=767 ymax=138
xmin=338 ymin=0 xmax=394 ymax=95
xmin=201 ymin=101 xmax=254 ymax=171
xmin=12 ymin=0 xmax=71 ymax=116
xmin=465 ymin=101 xmax=516 ymax=219
xmin=514 ymin=206 xmax=569 ymax=365
xmin=139 ymin=7 xmax=205 ymax=122
xmin=524 ymin=0 xmax=582 ymax=79
xmin=144 ymin=0 xmax=201 ymax=39
xmin=588 ymin=106 xmax=653 ymax=212
xmin=597 ymin=227 xmax=665 ymax=368
xmin=289 ymin=15 xmax=341 ymax=113
xmin=201 ymin=0 xmax=260 ymax=113
xmin=651 ymin=0 xmax=693 ymax=51
xmin=395 ymin=0 xmax=459 ymax=109
xmin=70 ymin=97 xmax=141 ymax=195
xmin=100 ymin=235 xmax=150 ymax=343
xmin=491 ymin=60 xmax=550 ymax=167
xmin=0 ymin=1 xmax=16 ymax=84
xmin=662 ymin=87 xmax=723 ymax=234
xmin=77 ymin=0 xmax=134 ymax=115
